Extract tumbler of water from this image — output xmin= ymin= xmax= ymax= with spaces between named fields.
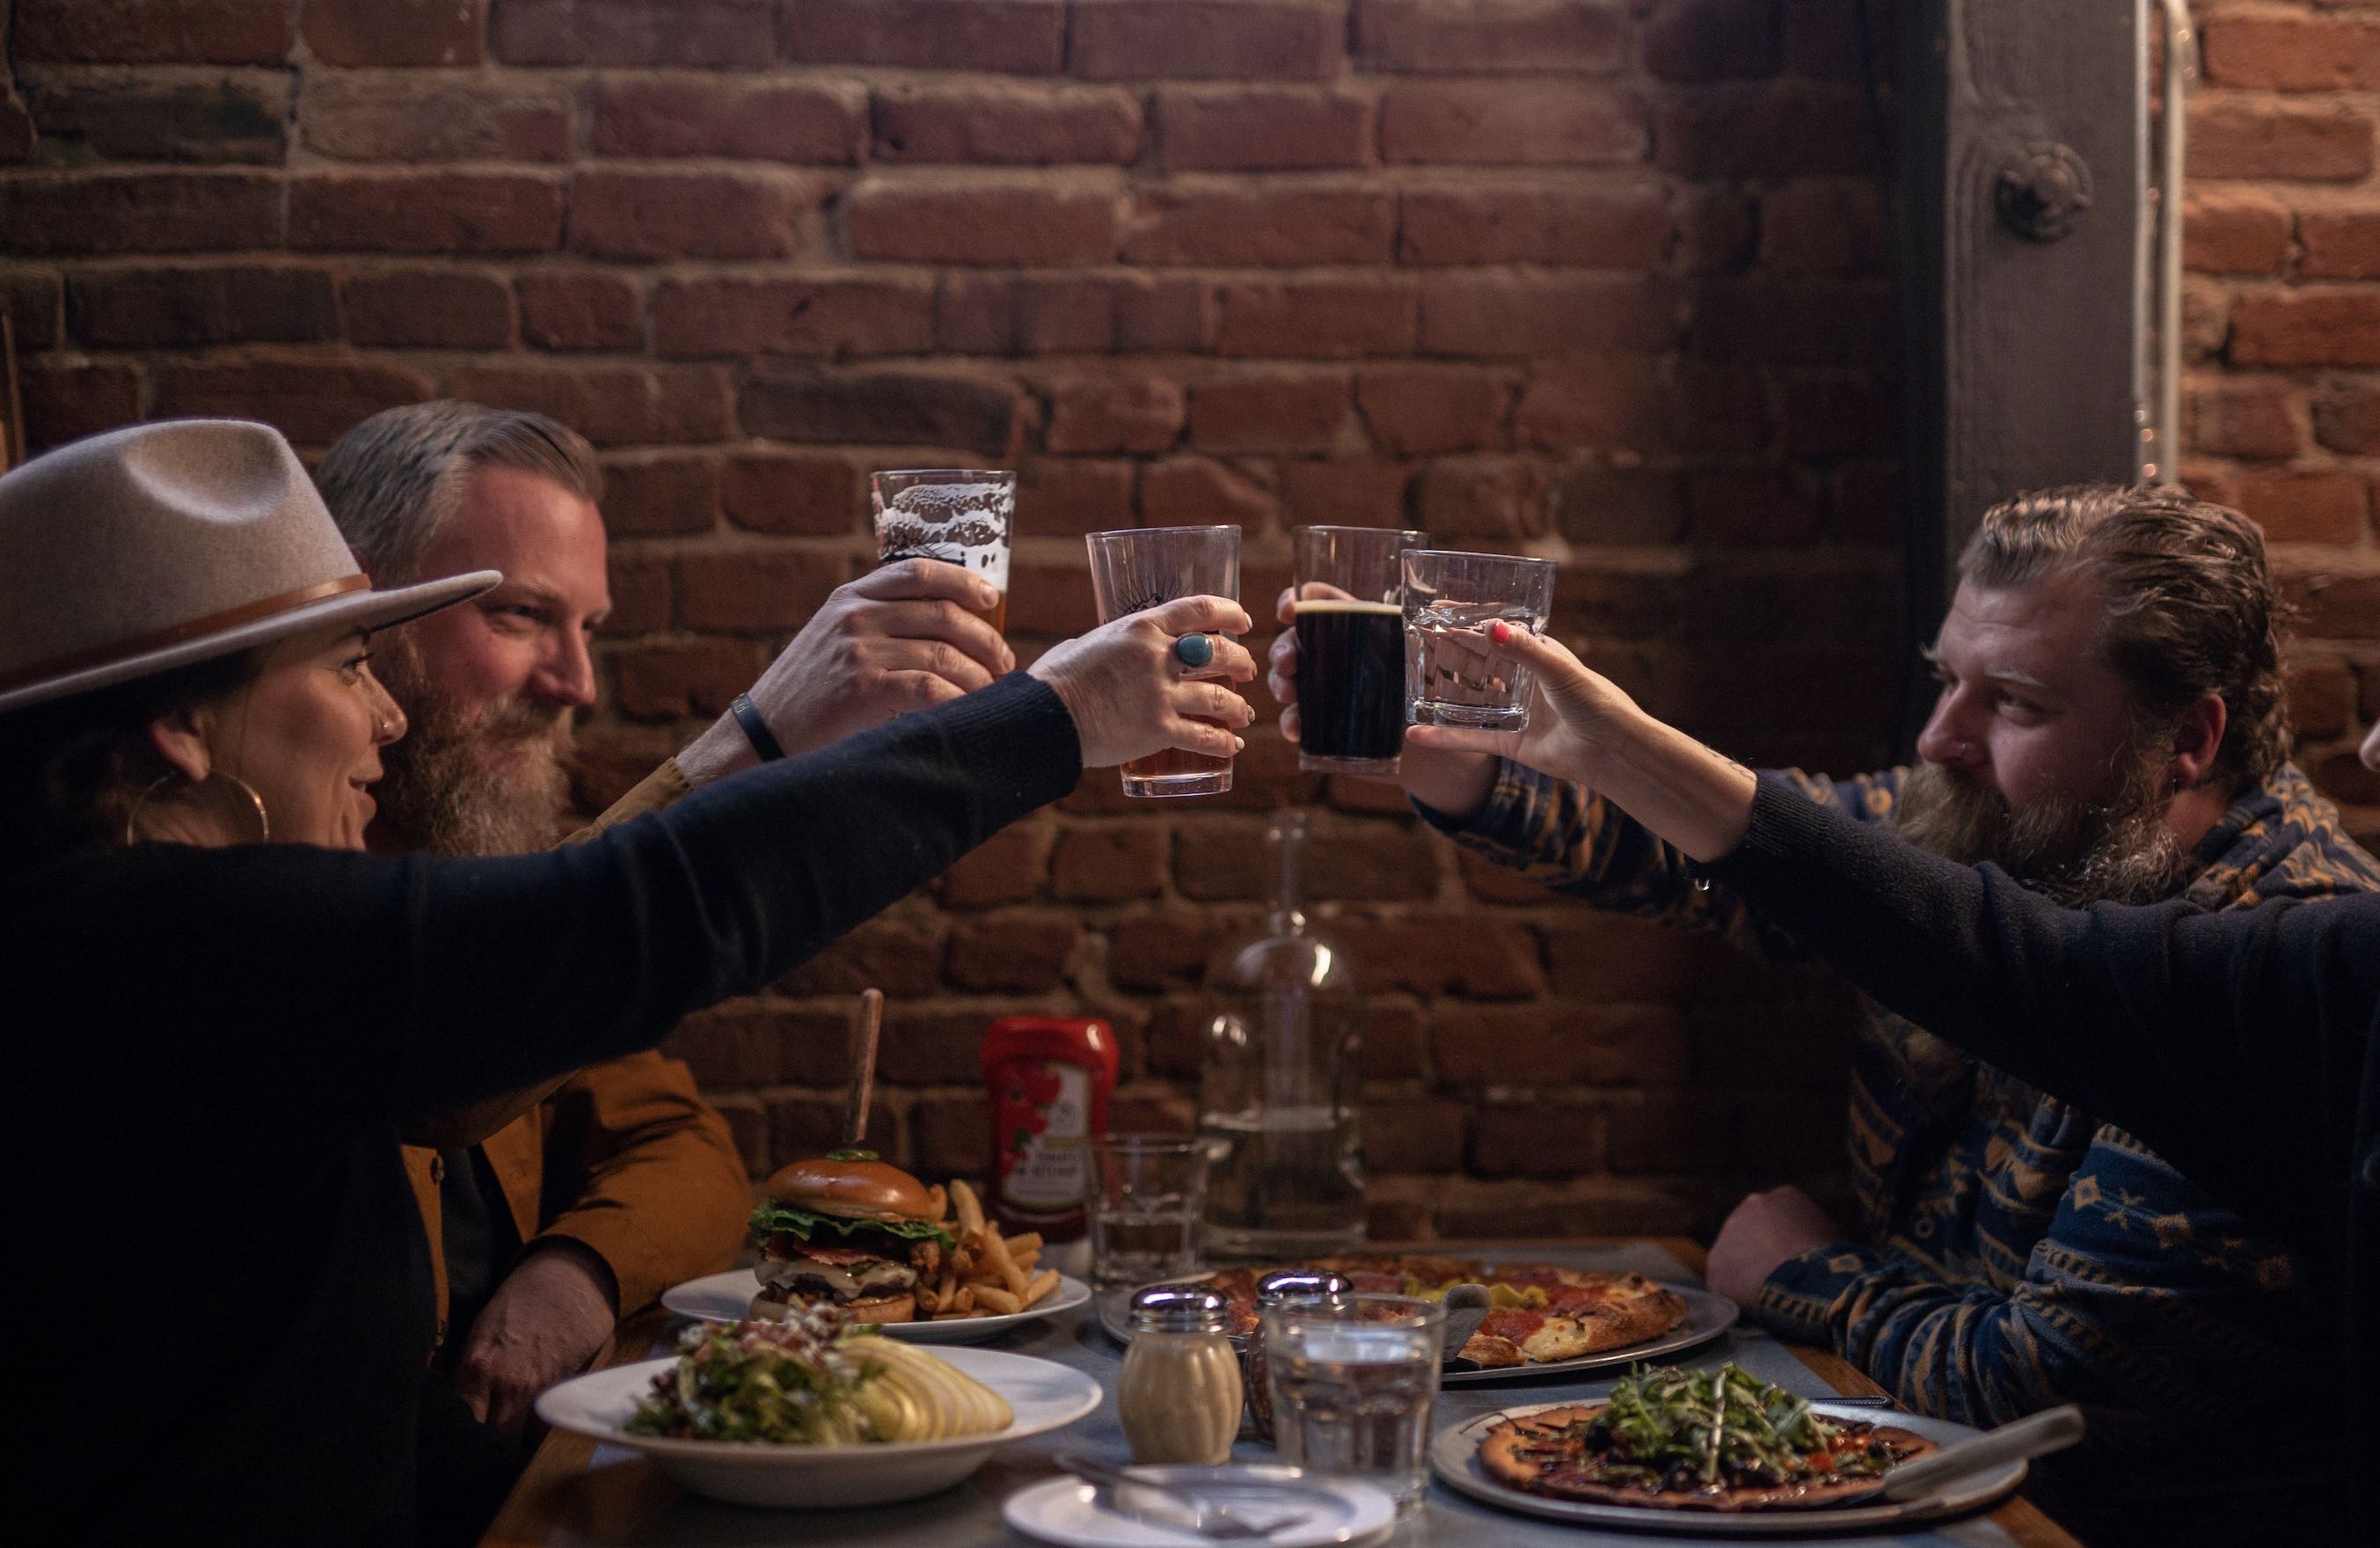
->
xmin=1089 ymin=1135 xmax=1207 ymax=1292
xmin=1401 ymin=549 xmax=1556 ymax=732
xmin=1262 ymin=1294 xmax=1444 ymax=1514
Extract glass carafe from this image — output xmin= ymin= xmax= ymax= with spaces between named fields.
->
xmin=1196 ymin=811 xmax=1367 ymax=1259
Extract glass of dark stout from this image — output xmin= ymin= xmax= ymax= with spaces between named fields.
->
xmin=871 ymin=470 xmax=1013 ymax=635
xmin=1291 ymin=525 xmax=1427 ymax=776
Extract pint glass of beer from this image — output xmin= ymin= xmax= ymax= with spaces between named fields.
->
xmin=1402 ymin=550 xmax=1556 ymax=731
xmin=871 ymin=469 xmax=1013 ymax=634
xmin=1291 ymin=525 xmax=1427 ymax=776
xmin=1085 ymin=524 xmax=1241 ymax=798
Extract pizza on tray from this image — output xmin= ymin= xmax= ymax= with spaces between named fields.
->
xmin=1202 ymin=1253 xmax=1690 ymax=1369
xmin=1478 ymin=1363 xmax=1938 ymax=1512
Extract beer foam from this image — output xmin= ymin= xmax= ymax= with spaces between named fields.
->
xmin=887 ymin=481 xmax=1011 ymax=520
xmin=1290 ymin=598 xmax=1403 ymax=617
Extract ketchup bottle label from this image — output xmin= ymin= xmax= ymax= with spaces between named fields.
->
xmin=995 ymin=1059 xmax=1088 ymax=1213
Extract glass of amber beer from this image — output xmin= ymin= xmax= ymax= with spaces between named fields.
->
xmin=1085 ymin=524 xmax=1241 ymax=798
xmin=1292 ymin=525 xmax=1426 ymax=776
xmin=871 ymin=469 xmax=1013 ymax=634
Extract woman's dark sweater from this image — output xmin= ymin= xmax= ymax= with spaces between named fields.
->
xmin=1705 ymin=774 xmax=2380 ymax=1428
xmin=11 ymin=675 xmax=1078 ymax=1544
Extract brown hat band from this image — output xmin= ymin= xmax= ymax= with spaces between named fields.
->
xmin=0 ymin=573 xmax=372 ymax=696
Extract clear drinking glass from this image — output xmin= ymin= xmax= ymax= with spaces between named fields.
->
xmin=872 ymin=469 xmax=1014 ymax=635
xmin=1291 ymin=526 xmax=1426 ymax=776
xmin=1401 ymin=549 xmax=1557 ymax=732
xmin=1089 ymin=1135 xmax=1208 ymax=1293
xmin=1084 ymin=524 xmax=1242 ymax=797
xmin=1263 ymin=1294 xmax=1444 ymax=1514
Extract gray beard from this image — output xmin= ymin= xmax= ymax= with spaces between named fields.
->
xmin=373 ymin=642 xmax=573 ymax=858
xmin=1891 ymin=741 xmax=2195 ymax=906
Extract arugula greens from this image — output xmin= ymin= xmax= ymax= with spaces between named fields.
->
xmin=1584 ymin=1363 xmax=1886 ymax=1487
xmin=748 ymin=1202 xmax=953 ymax=1250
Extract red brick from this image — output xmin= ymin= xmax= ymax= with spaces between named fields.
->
xmin=154 ymin=354 xmax=431 ymax=445
xmin=1654 ymin=84 xmax=1874 ymax=179
xmin=2189 ymin=102 xmax=2373 ymax=183
xmin=848 ymin=178 xmax=1120 ymax=265
xmin=2300 ymin=208 xmax=2380 ymax=281
xmin=1779 ymin=373 xmax=1895 ymax=459
xmin=342 ymin=267 xmax=513 ymax=348
xmin=66 ymin=264 xmax=336 ymax=347
xmin=1154 ymin=85 xmax=1372 ymax=172
xmin=2183 ymin=193 xmax=2294 ymax=276
xmin=1430 ymin=1177 xmax=1699 ymax=1238
xmin=1 ymin=272 xmax=62 ymax=351
xmin=1188 ymin=369 xmax=1353 ymax=454
xmin=1661 ymin=361 xmax=1770 ymax=456
xmin=1356 ymin=0 xmax=1626 ymax=73
xmin=781 ymin=0 xmax=1066 ymax=74
xmin=591 ymin=74 xmax=865 ymax=163
xmin=1279 ymin=458 xmax=1412 ymax=530
xmin=601 ymin=454 xmax=720 ymax=537
xmin=1142 ymin=456 xmax=1279 ymax=530
xmin=1399 ymin=182 xmax=1670 ymax=267
xmin=1642 ymin=0 xmax=1780 ymax=81
xmin=1175 ymin=820 xmax=1435 ymax=900
xmin=873 ymin=83 xmax=1141 ymax=165
xmin=299 ymin=73 xmax=568 ymax=162
xmin=18 ymin=357 xmax=144 ymax=453
xmin=1125 ymin=186 xmax=1395 ymax=266
xmin=1471 ymin=1102 xmax=1603 ymax=1177
xmin=2185 ymin=376 xmax=2302 ymax=461
xmin=1017 ymin=457 xmax=1138 ymax=536
xmin=1688 ymin=278 xmax=1889 ymax=367
xmin=2184 ymin=278 xmax=2230 ymax=363
xmin=2311 ymin=747 xmax=2380 ymax=808
xmin=652 ymin=274 xmax=934 ymax=358
xmin=1044 ymin=371 xmax=1186 ymax=454
xmin=0 ymin=85 xmax=27 ymax=164
xmin=909 ymin=1093 xmax=989 ymax=1180
xmin=444 ymin=361 xmax=734 ymax=445
xmin=1071 ymin=1 xmax=1343 ymax=82
xmin=1436 ymin=1002 xmax=1688 ymax=1089
xmin=569 ymin=170 xmax=819 ymax=260
xmin=1421 ymin=273 xmax=1681 ymax=358
xmin=1362 ymin=1097 xmax=1467 ymax=1175
xmin=938 ymin=272 xmax=1194 ymax=355
xmin=1107 ymin=913 xmax=1233 ymax=990
xmin=2298 ymin=573 xmax=2380 ymax=639
xmin=1051 ymin=825 xmax=1166 ymax=901
xmin=740 ymin=366 xmax=1024 ymax=457
xmin=17 ymin=0 xmax=288 ymax=64
xmin=602 ymin=548 xmax=671 ymax=635
xmin=1005 ymin=556 xmax=1102 ymax=637
xmin=2230 ymin=289 xmax=2380 ymax=367
xmin=517 ymin=270 xmax=643 ymax=352
xmin=2313 ymin=380 xmax=2380 ymax=455
xmin=493 ymin=0 xmax=773 ymax=66
xmin=303 ymin=0 xmax=485 ymax=66
xmin=945 ymin=910 xmax=1080 ymax=991
xmin=1678 ymin=185 xmax=1758 ymax=273
xmin=0 ymin=171 xmax=280 ymax=254
xmin=766 ymin=1095 xmax=899 ymax=1174
xmin=1414 ymin=456 xmax=1551 ymax=540
xmin=671 ymin=1000 xmax=858 ymax=1086
xmin=611 ymin=638 xmax=767 ymax=719
xmin=1214 ymin=276 xmax=1419 ymax=360
xmin=24 ymin=73 xmax=288 ymax=164
xmin=1380 ymin=81 xmax=1645 ymax=165
xmin=1687 ymin=468 xmax=1822 ymax=545
xmin=1515 ymin=357 xmax=1663 ymax=451
xmin=2288 ymin=658 xmax=2359 ymax=740
xmin=2229 ymin=469 xmax=2369 ymax=546
xmin=1554 ymin=464 xmax=1687 ymax=544
xmin=2201 ymin=14 xmax=2380 ymax=91
xmin=680 ymin=547 xmax=849 ymax=632
xmin=723 ymin=449 xmax=864 ymax=537
xmin=937 ymin=821 xmax=1054 ymax=906
xmin=289 ymin=172 xmax=561 ymax=254
xmin=1758 ymin=179 xmax=1883 ymax=274
xmin=1356 ymin=366 xmax=1515 ymax=456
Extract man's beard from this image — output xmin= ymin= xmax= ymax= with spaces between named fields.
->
xmin=372 ymin=637 xmax=574 ymax=858
xmin=1893 ymin=731 xmax=2196 ymax=906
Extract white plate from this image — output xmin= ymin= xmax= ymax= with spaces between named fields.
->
xmin=1428 ymin=1398 xmax=2030 ymax=1536
xmin=1004 ymin=1464 xmax=1398 ymax=1548
xmin=535 ymin=1346 xmax=1101 ymax=1508
xmin=662 ymin=1268 xmax=1091 ymax=1343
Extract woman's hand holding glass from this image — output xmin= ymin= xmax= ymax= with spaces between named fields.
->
xmin=1030 ymin=595 xmax=1258 ymax=770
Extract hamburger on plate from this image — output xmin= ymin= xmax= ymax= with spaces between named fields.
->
xmin=748 ymin=1151 xmax=951 ymax=1324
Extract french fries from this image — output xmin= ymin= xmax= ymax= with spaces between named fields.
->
xmin=915 ymin=1178 xmax=1061 ymax=1322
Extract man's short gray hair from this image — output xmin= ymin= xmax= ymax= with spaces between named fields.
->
xmin=315 ymin=401 xmax=603 ymax=582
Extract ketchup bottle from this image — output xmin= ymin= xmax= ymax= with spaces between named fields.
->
xmin=981 ymin=1016 xmax=1117 ymax=1244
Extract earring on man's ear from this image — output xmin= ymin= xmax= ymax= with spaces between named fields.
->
xmin=124 ymin=770 xmax=272 ymax=847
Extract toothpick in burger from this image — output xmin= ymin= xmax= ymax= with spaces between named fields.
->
xmin=748 ymin=1150 xmax=951 ymax=1324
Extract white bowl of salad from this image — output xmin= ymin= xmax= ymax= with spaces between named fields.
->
xmin=535 ymin=1312 xmax=1103 ymax=1508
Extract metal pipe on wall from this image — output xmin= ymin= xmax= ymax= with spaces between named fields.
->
xmin=2144 ymin=0 xmax=2201 ymax=485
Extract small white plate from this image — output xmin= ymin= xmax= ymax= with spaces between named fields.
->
xmin=661 ymin=1268 xmax=1091 ymax=1343
xmin=535 ymin=1346 xmax=1100 ymax=1508
xmin=1004 ymin=1464 xmax=1398 ymax=1548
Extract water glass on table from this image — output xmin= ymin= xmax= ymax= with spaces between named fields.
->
xmin=1262 ymin=1293 xmax=1444 ymax=1515
xmin=1085 ymin=524 xmax=1241 ymax=798
xmin=871 ymin=469 xmax=1013 ymax=635
xmin=1290 ymin=524 xmax=1427 ymax=777
xmin=1090 ymin=1135 xmax=1208 ymax=1293
xmin=1401 ymin=549 xmax=1556 ymax=732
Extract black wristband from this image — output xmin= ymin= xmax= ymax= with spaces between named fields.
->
xmin=730 ymin=692 xmax=786 ymax=763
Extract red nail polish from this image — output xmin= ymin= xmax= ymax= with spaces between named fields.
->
xmin=1490 ymin=620 xmax=1511 ymax=646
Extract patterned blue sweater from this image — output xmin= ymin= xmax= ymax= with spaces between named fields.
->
xmin=1424 ymin=761 xmax=2380 ymax=1515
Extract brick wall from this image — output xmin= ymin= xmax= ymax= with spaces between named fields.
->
xmin=2 ymin=2 xmax=2371 ymax=1241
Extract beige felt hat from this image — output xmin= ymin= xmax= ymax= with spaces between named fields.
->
xmin=0 ymin=419 xmax=500 ymax=715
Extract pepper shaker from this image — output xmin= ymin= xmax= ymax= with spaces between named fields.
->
xmin=1243 ymin=1269 xmax=1352 ymax=1444
xmin=1119 ymin=1285 xmax=1243 ymax=1465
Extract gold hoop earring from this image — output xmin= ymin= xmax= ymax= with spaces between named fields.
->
xmin=125 ymin=770 xmax=272 ymax=847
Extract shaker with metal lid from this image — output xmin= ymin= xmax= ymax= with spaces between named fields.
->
xmin=1243 ymin=1268 xmax=1352 ymax=1444
xmin=1119 ymin=1284 xmax=1243 ymax=1465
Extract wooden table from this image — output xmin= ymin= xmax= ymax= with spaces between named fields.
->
xmin=482 ymin=1238 xmax=2084 ymax=1548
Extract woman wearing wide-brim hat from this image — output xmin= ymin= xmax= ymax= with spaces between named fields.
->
xmin=0 ymin=420 xmax=1257 ymax=1544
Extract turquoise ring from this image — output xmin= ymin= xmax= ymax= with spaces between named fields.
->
xmin=1173 ymin=632 xmax=1216 ymax=668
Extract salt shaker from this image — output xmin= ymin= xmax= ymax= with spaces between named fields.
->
xmin=1243 ymin=1269 xmax=1352 ymax=1444
xmin=1119 ymin=1285 xmax=1243 ymax=1465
